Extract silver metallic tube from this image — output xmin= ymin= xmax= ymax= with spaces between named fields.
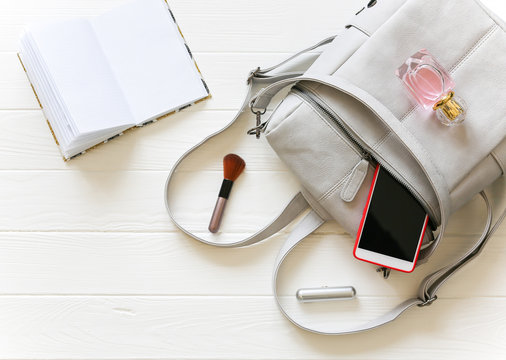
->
xmin=296 ymin=286 xmax=356 ymax=303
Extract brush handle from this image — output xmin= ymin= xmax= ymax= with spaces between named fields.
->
xmin=218 ymin=179 xmax=234 ymax=199
xmin=209 ymin=179 xmax=235 ymax=233
xmin=208 ymin=197 xmax=227 ymax=233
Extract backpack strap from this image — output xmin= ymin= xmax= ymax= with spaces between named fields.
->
xmin=272 ymin=208 xmax=424 ymax=334
xmin=274 ymin=191 xmax=504 ymax=334
xmin=252 ymin=75 xmax=505 ymax=334
xmin=418 ymin=192 xmax=506 ymax=301
xmin=164 ymin=36 xmax=336 ymax=247
xmin=165 ymin=38 xmax=505 ymax=335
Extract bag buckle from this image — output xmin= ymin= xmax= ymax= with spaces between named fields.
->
xmin=376 ymin=267 xmax=391 ymax=279
xmin=247 ymin=67 xmax=261 ymax=84
xmin=246 ymin=120 xmax=267 ymax=138
xmin=418 ymin=295 xmax=438 ymax=307
xmin=247 ymin=99 xmax=267 ymax=139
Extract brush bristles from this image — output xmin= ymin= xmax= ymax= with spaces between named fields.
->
xmin=223 ymin=154 xmax=245 ymax=181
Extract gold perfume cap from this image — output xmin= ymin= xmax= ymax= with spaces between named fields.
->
xmin=433 ymin=91 xmax=465 ymax=122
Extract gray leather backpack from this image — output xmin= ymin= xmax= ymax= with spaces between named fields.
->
xmin=166 ymin=0 xmax=506 ymax=334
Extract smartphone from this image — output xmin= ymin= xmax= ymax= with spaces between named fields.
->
xmin=354 ymin=164 xmax=429 ymax=273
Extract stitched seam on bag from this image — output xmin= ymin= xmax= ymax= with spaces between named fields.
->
xmin=399 ymin=24 xmax=498 ymax=122
xmin=301 ymin=189 xmax=331 ymax=220
xmin=320 ymin=162 xmax=375 ymax=203
xmin=264 ymin=100 xmax=304 ymax=137
xmin=305 ymin=92 xmax=402 ymax=202
xmin=292 ymin=93 xmax=362 ymax=157
xmin=302 ymin=78 xmax=443 ymax=217
xmin=398 ymin=106 xmax=419 ymax=125
xmin=286 ymin=93 xmax=361 ymax=201
xmin=449 ymin=24 xmax=498 ymax=74
xmin=318 ymin=167 xmax=354 ymax=202
xmin=297 ymin=28 xmax=496 ymax=217
xmin=331 ymin=89 xmax=442 ymax=220
xmin=305 ymin=83 xmax=392 ymax=156
xmin=374 ymin=24 xmax=499 ymax=150
xmin=307 ymin=88 xmax=392 ymax=163
xmin=294 ymin=92 xmax=367 ymax=201
xmin=491 ymin=151 xmax=505 ymax=175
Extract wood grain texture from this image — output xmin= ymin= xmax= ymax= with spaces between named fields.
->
xmin=0 ymin=109 xmax=291 ymax=170
xmin=0 ymin=0 xmax=505 ymax=358
xmin=0 ymin=169 xmax=502 ymax=233
xmin=0 ymin=51 xmax=319 ymax=110
xmin=0 ymin=0 xmax=356 ymax=52
xmin=0 ymin=231 xmax=505 ymax=297
xmin=1 ymin=296 xmax=506 ymax=359
xmin=0 ymin=169 xmax=501 ymax=234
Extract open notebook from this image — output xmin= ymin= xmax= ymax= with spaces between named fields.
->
xmin=19 ymin=0 xmax=210 ymax=160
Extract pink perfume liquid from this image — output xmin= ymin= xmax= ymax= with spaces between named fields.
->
xmin=396 ymin=49 xmax=466 ymax=126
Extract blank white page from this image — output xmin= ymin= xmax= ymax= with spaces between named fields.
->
xmin=28 ymin=19 xmax=135 ymax=135
xmin=91 ymin=0 xmax=209 ymax=124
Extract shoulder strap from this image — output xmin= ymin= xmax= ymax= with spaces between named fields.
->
xmin=418 ymin=192 xmax=506 ymax=301
xmin=164 ymin=37 xmax=336 ymax=247
xmin=252 ymin=76 xmax=505 ymax=333
xmin=165 ymin=39 xmax=505 ymax=334
xmin=273 ymin=191 xmax=505 ymax=334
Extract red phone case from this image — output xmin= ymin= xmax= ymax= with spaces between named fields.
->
xmin=353 ymin=164 xmax=428 ymax=273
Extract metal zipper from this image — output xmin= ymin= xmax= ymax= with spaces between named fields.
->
xmin=291 ymin=84 xmax=438 ymax=224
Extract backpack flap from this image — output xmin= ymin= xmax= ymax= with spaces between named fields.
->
xmin=333 ymin=0 xmax=506 ymax=195
xmin=265 ymin=0 xmax=506 ymax=242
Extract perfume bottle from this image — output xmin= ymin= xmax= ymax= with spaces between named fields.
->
xmin=396 ymin=49 xmax=466 ymax=126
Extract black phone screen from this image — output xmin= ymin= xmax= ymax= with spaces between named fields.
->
xmin=358 ymin=166 xmax=428 ymax=262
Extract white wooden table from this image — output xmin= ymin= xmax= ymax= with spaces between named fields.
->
xmin=1 ymin=0 xmax=505 ymax=358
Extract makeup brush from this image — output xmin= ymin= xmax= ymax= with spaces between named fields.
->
xmin=208 ymin=153 xmax=246 ymax=233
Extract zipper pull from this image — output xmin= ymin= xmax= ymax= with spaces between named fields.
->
xmin=341 ymin=158 xmax=370 ymax=203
